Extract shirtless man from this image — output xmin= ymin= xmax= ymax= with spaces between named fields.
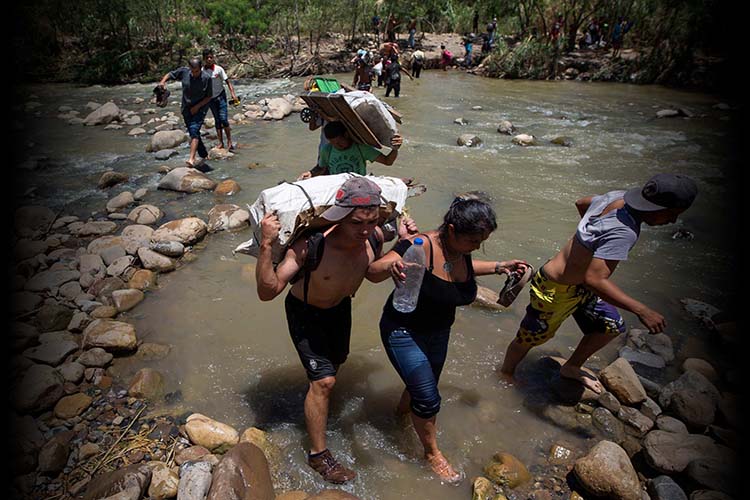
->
xmin=500 ymin=174 xmax=698 ymax=392
xmin=256 ymin=176 xmax=416 ymax=483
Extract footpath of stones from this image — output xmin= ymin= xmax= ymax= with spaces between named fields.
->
xmin=11 ymin=98 xmax=740 ymax=500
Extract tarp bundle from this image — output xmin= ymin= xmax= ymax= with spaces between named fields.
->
xmin=234 ymin=173 xmax=408 ymax=263
xmin=341 ymin=90 xmax=399 ymax=146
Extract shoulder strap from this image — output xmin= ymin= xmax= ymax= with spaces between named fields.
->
xmin=302 ymin=232 xmax=325 ymax=307
xmin=424 ymin=234 xmax=435 ymax=271
xmin=367 ymin=231 xmax=383 ymax=256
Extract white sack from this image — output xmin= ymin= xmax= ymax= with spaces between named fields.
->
xmin=341 ymin=90 xmax=399 ymax=146
xmin=234 ymin=173 xmax=408 ymax=262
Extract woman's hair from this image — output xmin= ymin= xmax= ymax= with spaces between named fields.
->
xmin=439 ymin=192 xmax=497 ymax=237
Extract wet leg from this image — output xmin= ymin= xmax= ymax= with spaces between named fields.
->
xmin=305 ymin=376 xmax=336 ymax=454
xmin=412 ymin=413 xmax=460 ymax=482
xmin=187 ymin=137 xmax=199 ymax=166
xmin=560 ymin=332 xmax=617 ymax=393
xmin=499 ymin=337 xmax=532 ymax=379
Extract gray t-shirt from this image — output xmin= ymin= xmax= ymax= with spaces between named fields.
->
xmin=575 ymin=190 xmax=641 ymax=261
xmin=169 ymin=67 xmax=213 ymax=112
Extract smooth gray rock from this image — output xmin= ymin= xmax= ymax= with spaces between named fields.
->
xmin=178 ymin=461 xmax=213 ymax=500
xmin=647 ymin=475 xmax=687 ymax=500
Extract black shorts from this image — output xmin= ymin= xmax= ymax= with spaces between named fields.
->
xmin=285 ymin=293 xmax=352 ymax=381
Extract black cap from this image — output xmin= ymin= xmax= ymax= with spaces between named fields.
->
xmin=624 ymin=173 xmax=698 ymax=212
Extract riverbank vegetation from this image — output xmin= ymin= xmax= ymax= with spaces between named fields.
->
xmin=14 ymin=0 xmax=735 ymax=91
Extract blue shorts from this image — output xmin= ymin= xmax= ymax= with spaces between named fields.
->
xmin=208 ymin=93 xmax=230 ymax=129
xmin=182 ymin=106 xmax=208 ymax=140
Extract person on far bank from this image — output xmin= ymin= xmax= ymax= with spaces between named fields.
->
xmin=500 ymin=174 xmax=699 ymax=393
xmin=487 ymin=17 xmax=498 ymax=45
xmin=159 ymin=57 xmax=212 ymax=168
xmin=440 ymin=45 xmax=453 ymax=71
xmin=367 ymin=193 xmax=528 ymax=483
xmin=256 ymin=176 xmax=418 ymax=484
xmin=408 ymin=18 xmax=417 ymax=49
xmin=202 ymin=48 xmax=239 ymax=152
xmin=463 ymin=35 xmax=474 ymax=67
xmin=297 ymin=121 xmax=402 ymax=179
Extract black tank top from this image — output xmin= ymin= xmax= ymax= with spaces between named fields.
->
xmin=381 ymin=235 xmax=478 ymax=333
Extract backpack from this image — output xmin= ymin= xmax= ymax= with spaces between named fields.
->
xmin=290 ymin=231 xmax=383 ymax=306
xmin=389 ymin=63 xmax=401 ymax=81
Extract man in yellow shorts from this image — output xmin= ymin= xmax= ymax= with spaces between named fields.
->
xmin=501 ymin=173 xmax=698 ymax=393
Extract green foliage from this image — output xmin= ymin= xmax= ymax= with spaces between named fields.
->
xmin=484 ymin=36 xmax=556 ymax=79
xmin=12 ymin=0 xmax=732 ymax=86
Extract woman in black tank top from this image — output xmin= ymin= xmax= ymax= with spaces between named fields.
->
xmin=367 ymin=194 xmax=529 ymax=483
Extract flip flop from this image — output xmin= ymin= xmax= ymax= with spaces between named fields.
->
xmin=228 ymin=145 xmax=236 ymax=153
xmin=497 ymin=264 xmax=534 ymax=307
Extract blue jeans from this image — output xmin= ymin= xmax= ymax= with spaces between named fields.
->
xmin=182 ymin=106 xmax=208 ymax=140
xmin=380 ymin=318 xmax=450 ymax=419
xmin=409 ymin=29 xmax=416 ymax=48
xmin=208 ymin=92 xmax=230 ymax=129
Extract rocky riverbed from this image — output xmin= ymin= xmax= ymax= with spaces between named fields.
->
xmin=11 ymin=88 xmax=739 ymax=500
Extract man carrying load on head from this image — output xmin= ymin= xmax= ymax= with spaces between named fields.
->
xmin=256 ymin=176 xmax=417 ymax=484
xmin=298 ymin=121 xmax=402 ymax=180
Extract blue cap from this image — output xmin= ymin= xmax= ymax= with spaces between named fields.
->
xmin=414 ymin=237 xmax=424 ymax=245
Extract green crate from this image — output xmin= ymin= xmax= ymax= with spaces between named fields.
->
xmin=313 ymin=78 xmax=341 ymax=93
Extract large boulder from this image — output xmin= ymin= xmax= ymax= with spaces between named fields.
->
xmin=82 ymin=319 xmax=137 ymax=352
xmin=207 ymin=204 xmax=250 ymax=232
xmin=83 ymin=464 xmax=152 ymax=500
xmin=158 ymin=167 xmax=217 ymax=193
xmin=178 ymin=461 xmax=213 ymax=500
xmin=658 ymin=370 xmax=720 ymax=416
xmin=599 ymin=358 xmax=647 ymax=405
xmin=23 ymin=339 xmax=78 ymax=366
xmin=642 ymin=430 xmax=733 ymax=474
xmin=121 ymin=224 xmax=155 ymax=254
xmin=152 ymin=217 xmax=208 ymax=245
xmin=483 ymin=452 xmax=530 ymax=489
xmin=127 ymin=205 xmax=163 ymax=225
xmin=106 ymin=192 xmax=135 ymax=213
xmin=185 ymin=413 xmax=240 ymax=452
xmin=206 ymin=442 xmax=274 ymax=500
xmin=12 ymin=415 xmax=45 ymax=474
xmin=137 ymin=248 xmax=176 ymax=273
xmin=147 ymin=130 xmax=187 ymax=152
xmin=457 ymin=134 xmax=482 ymax=147
xmin=24 ymin=269 xmax=80 ymax=292
xmin=13 ymin=363 xmax=65 ymax=413
xmin=98 ymin=171 xmax=129 ymax=189
xmin=574 ymin=440 xmax=641 ymax=500
xmin=128 ymin=368 xmax=165 ymax=400
xmin=83 ymin=102 xmax=120 ymax=126
xmin=14 ymin=205 xmax=56 ymax=235
xmin=148 ymin=462 xmax=179 ymax=500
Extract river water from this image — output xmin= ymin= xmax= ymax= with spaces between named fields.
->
xmin=14 ymin=73 xmax=738 ymax=499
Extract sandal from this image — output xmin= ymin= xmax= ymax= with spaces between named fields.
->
xmin=426 ymin=453 xmax=462 ymax=483
xmin=497 ymin=264 xmax=534 ymax=307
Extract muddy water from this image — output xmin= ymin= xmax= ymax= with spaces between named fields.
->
xmin=15 ymin=73 xmax=738 ymax=498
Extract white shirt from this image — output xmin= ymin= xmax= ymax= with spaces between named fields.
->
xmin=205 ymin=64 xmax=228 ymax=98
xmin=373 ymin=62 xmax=383 ymax=76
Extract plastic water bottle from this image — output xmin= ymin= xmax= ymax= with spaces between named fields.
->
xmin=392 ymin=238 xmax=426 ymax=313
